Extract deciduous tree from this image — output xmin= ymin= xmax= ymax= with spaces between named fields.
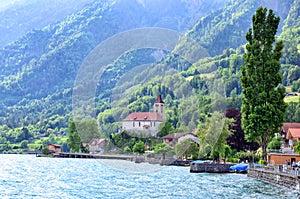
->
xmin=241 ymin=7 xmax=286 ymax=160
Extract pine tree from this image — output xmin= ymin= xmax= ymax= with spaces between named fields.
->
xmin=241 ymin=7 xmax=286 ymax=161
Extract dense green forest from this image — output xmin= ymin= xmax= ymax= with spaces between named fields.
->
xmin=0 ymin=0 xmax=299 ymax=154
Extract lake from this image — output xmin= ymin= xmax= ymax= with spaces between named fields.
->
xmin=0 ymin=154 xmax=297 ymax=198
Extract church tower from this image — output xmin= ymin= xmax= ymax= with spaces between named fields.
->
xmin=153 ymin=94 xmax=164 ymax=120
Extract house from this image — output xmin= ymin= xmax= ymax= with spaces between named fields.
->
xmin=47 ymin=144 xmax=61 ymax=155
xmin=121 ymin=94 xmax=164 ymax=136
xmin=281 ymin=123 xmax=300 ymax=150
xmin=162 ymin=132 xmax=199 ymax=147
xmin=267 ymin=123 xmax=300 ymax=164
xmin=268 ymin=153 xmax=300 ymax=165
xmin=88 ymin=138 xmax=106 ymax=154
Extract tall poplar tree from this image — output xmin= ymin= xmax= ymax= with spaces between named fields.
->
xmin=241 ymin=7 xmax=286 ymax=161
xmin=67 ymin=121 xmax=82 ymax=152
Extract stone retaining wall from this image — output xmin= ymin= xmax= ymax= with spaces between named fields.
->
xmin=190 ymin=163 xmax=235 ymax=173
xmin=248 ymin=168 xmax=300 ymax=191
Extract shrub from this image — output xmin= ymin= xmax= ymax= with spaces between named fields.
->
xmin=258 ymin=159 xmax=267 ymax=165
xmin=227 ymin=157 xmax=239 ymax=163
xmin=235 ymin=151 xmax=260 ymax=163
xmin=267 ymin=136 xmax=282 ymax=150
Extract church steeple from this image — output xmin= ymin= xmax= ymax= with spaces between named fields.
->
xmin=153 ymin=94 xmax=164 ymax=120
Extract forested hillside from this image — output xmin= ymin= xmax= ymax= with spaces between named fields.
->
xmin=0 ymin=0 xmax=299 ymax=152
xmin=0 ymin=0 xmax=229 ymax=149
xmin=0 ymin=0 xmax=95 ymax=47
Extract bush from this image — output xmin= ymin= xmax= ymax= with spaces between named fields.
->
xmin=267 ymin=136 xmax=282 ymax=150
xmin=227 ymin=157 xmax=239 ymax=163
xmin=42 ymin=147 xmax=50 ymax=155
xmin=235 ymin=151 xmax=260 ymax=163
xmin=124 ymin=146 xmax=131 ymax=153
xmin=258 ymin=159 xmax=267 ymax=165
xmin=293 ymin=142 xmax=300 ymax=154
xmin=132 ymin=141 xmax=146 ymax=154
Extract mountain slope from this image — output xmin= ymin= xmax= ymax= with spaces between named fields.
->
xmin=0 ymin=0 xmax=96 ymax=47
xmin=178 ymin=0 xmax=294 ymax=57
xmin=0 ymin=0 xmax=228 ymax=129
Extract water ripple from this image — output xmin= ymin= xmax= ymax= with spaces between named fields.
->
xmin=0 ymin=154 xmax=297 ymax=198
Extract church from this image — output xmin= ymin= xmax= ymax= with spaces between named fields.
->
xmin=121 ymin=94 xmax=164 ymax=136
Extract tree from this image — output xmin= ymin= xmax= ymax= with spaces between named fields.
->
xmin=154 ymin=143 xmax=173 ymax=160
xmin=158 ymin=121 xmax=174 ymax=137
xmin=267 ymin=136 xmax=283 ymax=150
xmin=175 ymin=139 xmax=198 ymax=160
xmin=225 ymin=108 xmax=259 ymax=151
xmin=197 ymin=111 xmax=233 ymax=161
xmin=293 ymin=142 xmax=300 ymax=154
xmin=132 ymin=140 xmax=146 ymax=154
xmin=20 ymin=140 xmax=28 ymax=149
xmin=75 ymin=120 xmax=100 ymax=143
xmin=67 ymin=121 xmax=82 ymax=152
xmin=240 ymin=7 xmax=286 ymax=161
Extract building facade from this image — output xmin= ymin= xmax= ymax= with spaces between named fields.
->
xmin=121 ymin=94 xmax=164 ymax=136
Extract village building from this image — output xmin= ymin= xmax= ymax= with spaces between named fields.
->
xmin=88 ymin=138 xmax=106 ymax=154
xmin=281 ymin=122 xmax=300 ymax=152
xmin=268 ymin=123 xmax=300 ymax=165
xmin=47 ymin=144 xmax=61 ymax=156
xmin=162 ymin=132 xmax=199 ymax=147
xmin=268 ymin=153 xmax=300 ymax=165
xmin=121 ymin=94 xmax=164 ymax=136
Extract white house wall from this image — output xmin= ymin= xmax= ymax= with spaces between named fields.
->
xmin=122 ymin=121 xmax=162 ymax=135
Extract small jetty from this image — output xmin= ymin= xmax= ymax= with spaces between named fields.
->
xmin=190 ymin=160 xmax=235 ymax=173
xmin=52 ymin=152 xmax=134 ymax=161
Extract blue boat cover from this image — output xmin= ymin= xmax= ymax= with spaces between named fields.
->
xmin=229 ymin=163 xmax=248 ymax=171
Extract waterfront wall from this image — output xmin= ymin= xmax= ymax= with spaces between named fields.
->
xmin=248 ymin=168 xmax=300 ymax=191
xmin=190 ymin=163 xmax=235 ymax=173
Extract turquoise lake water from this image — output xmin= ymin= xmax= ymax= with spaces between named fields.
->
xmin=0 ymin=154 xmax=298 ymax=198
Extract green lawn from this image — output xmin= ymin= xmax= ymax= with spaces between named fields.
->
xmin=284 ymin=95 xmax=300 ymax=103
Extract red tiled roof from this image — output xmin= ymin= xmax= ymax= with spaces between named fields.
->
xmin=155 ymin=94 xmax=164 ymax=103
xmin=283 ymin=123 xmax=300 ymax=133
xmin=288 ymin=128 xmax=300 ymax=138
xmin=123 ymin=112 xmax=164 ymax=122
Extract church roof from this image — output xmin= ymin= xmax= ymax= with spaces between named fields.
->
xmin=123 ymin=112 xmax=164 ymax=122
xmin=155 ymin=94 xmax=164 ymax=103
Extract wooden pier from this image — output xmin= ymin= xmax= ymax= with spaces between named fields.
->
xmin=54 ymin=152 xmax=134 ymax=161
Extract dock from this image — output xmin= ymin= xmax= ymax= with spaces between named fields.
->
xmin=53 ymin=152 xmax=134 ymax=161
xmin=190 ymin=162 xmax=235 ymax=173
